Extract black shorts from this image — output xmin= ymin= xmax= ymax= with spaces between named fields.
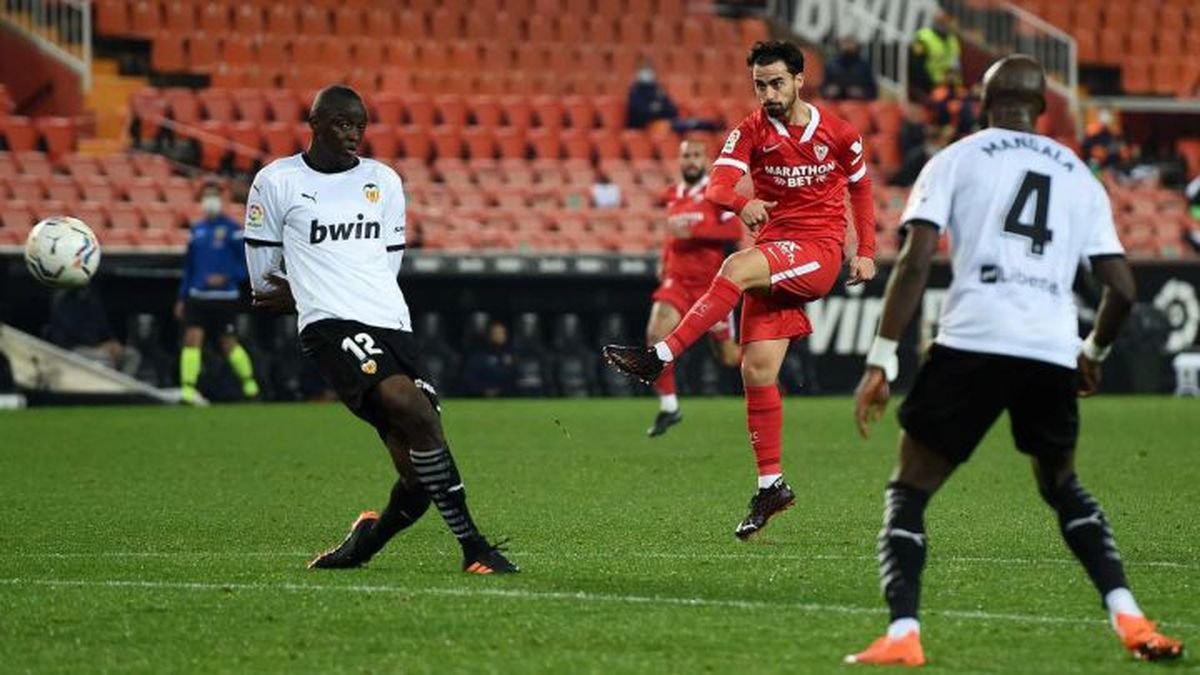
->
xmin=183 ymin=298 xmax=241 ymax=334
xmin=898 ymin=344 xmax=1079 ymax=465
xmin=300 ymin=318 xmax=434 ymax=426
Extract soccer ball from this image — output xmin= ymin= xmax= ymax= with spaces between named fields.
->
xmin=24 ymin=216 xmax=101 ymax=288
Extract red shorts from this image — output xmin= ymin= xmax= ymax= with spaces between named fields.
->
xmin=740 ymin=239 xmax=843 ymax=344
xmin=652 ymin=276 xmax=735 ymax=342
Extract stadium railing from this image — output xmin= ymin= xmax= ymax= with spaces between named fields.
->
xmin=0 ymin=0 xmax=92 ymax=92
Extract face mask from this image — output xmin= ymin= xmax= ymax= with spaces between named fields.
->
xmin=637 ymin=67 xmax=655 ymax=83
xmin=201 ymin=194 xmax=222 ymax=216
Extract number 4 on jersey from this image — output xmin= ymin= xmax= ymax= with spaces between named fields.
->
xmin=1004 ymin=171 xmax=1053 ymax=255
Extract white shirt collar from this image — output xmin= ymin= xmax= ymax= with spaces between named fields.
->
xmin=765 ymin=103 xmax=821 ymax=142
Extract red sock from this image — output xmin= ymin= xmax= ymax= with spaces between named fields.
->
xmin=663 ymin=276 xmax=742 ymax=357
xmin=653 ymin=363 xmax=676 ymax=396
xmin=745 ymin=384 xmax=783 ymax=476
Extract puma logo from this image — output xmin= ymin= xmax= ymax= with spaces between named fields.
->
xmin=301 ymin=192 xmax=317 ymax=203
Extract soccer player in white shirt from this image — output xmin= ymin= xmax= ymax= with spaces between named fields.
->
xmin=245 ymin=85 xmax=517 ymax=574
xmin=847 ymin=57 xmax=1181 ymax=665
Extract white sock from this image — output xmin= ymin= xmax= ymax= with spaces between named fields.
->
xmin=653 ymin=341 xmax=674 ymax=363
xmin=887 ymin=618 xmax=920 ymax=640
xmin=1105 ymin=588 xmax=1143 ymax=629
xmin=757 ymin=473 xmax=782 ymax=490
xmin=659 ymin=394 xmax=679 ymax=413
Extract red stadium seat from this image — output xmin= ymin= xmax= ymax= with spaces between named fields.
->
xmin=159 ymin=177 xmax=195 ymax=206
xmin=78 ymin=175 xmax=117 ymax=203
xmin=36 ymin=118 xmax=76 ymax=159
xmin=7 ymin=175 xmax=43 ymax=201
xmin=107 ymin=202 xmax=144 ymax=231
xmin=198 ymin=3 xmax=230 ymax=33
xmin=266 ymin=90 xmax=302 ymax=123
xmin=621 ymin=130 xmax=653 ymax=161
xmin=528 ymin=129 xmax=561 ymax=160
xmin=260 ymin=122 xmax=296 ymax=157
xmin=15 ymin=151 xmax=52 ymax=177
xmin=227 ymin=122 xmax=262 ymax=171
xmin=298 ymin=6 xmax=329 ymax=34
xmin=40 ymin=175 xmax=81 ymax=206
xmin=500 ymin=97 xmax=534 ymax=132
xmin=265 ymin=5 xmax=298 ymax=35
xmin=429 ymin=8 xmax=463 ymax=40
xmin=493 ymin=127 xmax=526 ymax=159
xmin=434 ymin=95 xmax=468 ymax=129
xmin=404 ymin=95 xmax=435 ymax=127
xmin=399 ymin=126 xmax=432 ymax=161
xmin=141 ymin=202 xmax=181 ymax=230
xmin=257 ymin=36 xmax=290 ymax=70
xmin=334 ymin=7 xmax=364 ymax=35
xmin=462 ymin=127 xmax=496 ymax=161
xmin=364 ymin=125 xmax=400 ymax=159
xmin=165 ymin=89 xmax=202 ymax=126
xmin=354 ymin=40 xmax=386 ymax=71
xmin=470 ymin=98 xmax=502 ymax=129
xmin=0 ymin=200 xmax=34 ymax=231
xmin=151 ymin=33 xmax=187 ymax=72
xmin=587 ymin=15 xmax=616 ymax=43
xmin=95 ymin=0 xmax=130 ymax=35
xmin=430 ymin=127 xmax=464 ymax=161
xmin=125 ymin=175 xmax=162 ymax=202
xmin=128 ymin=0 xmax=160 ymax=37
xmin=531 ymin=96 xmax=565 ymax=132
xmin=1 ymin=116 xmax=38 ymax=152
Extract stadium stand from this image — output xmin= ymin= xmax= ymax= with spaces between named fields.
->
xmin=0 ymin=1 xmax=1195 ymax=258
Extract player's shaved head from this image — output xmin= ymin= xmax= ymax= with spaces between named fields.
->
xmin=309 ymin=85 xmax=365 ymax=121
xmin=980 ymin=54 xmax=1045 ymax=131
xmin=305 ymin=84 xmax=367 ymax=172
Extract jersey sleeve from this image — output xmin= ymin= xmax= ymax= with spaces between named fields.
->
xmin=381 ymin=167 xmax=407 ymax=277
xmin=837 ymin=125 xmax=868 ymax=185
xmin=244 ymin=168 xmax=284 ymax=244
xmin=1082 ymin=179 xmax=1124 ymax=260
xmin=712 ymin=116 xmax=756 ymax=175
xmin=899 ymin=147 xmax=957 ymax=230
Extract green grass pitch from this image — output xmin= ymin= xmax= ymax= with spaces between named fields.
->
xmin=1 ymin=397 xmax=1197 ymax=673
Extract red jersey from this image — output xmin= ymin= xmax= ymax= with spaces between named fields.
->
xmin=707 ymin=103 xmax=875 ymax=257
xmin=658 ymin=176 xmax=742 ymax=285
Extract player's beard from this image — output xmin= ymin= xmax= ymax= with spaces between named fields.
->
xmin=764 ymin=94 xmax=794 ymax=119
xmin=681 ymin=167 xmax=704 ymax=184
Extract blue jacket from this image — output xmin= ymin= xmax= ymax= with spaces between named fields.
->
xmin=179 ymin=214 xmax=247 ymax=301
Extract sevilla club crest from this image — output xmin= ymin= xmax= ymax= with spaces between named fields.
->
xmin=814 ymin=143 xmax=828 ymax=161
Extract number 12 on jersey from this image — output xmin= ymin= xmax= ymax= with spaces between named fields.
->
xmin=1004 ymin=171 xmax=1053 ymax=255
xmin=342 ymin=333 xmax=384 ymax=361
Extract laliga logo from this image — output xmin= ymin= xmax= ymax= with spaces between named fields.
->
xmin=1154 ymin=278 xmax=1199 ymax=353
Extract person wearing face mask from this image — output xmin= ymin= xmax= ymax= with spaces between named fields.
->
xmin=625 ymin=61 xmax=679 ymax=131
xmin=174 ymin=179 xmax=259 ymax=404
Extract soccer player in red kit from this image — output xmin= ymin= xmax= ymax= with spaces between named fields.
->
xmin=605 ymin=40 xmax=876 ymax=539
xmin=645 ymin=138 xmax=743 ymax=437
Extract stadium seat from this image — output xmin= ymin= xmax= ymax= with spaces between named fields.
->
xmin=400 ymin=127 xmax=432 ymax=161
xmin=158 ymin=176 xmax=195 ymax=206
xmin=95 ymin=0 xmax=130 ymax=35
xmin=128 ymin=0 xmax=160 ymax=37
xmin=141 ymin=202 xmax=180 ymax=230
xmin=434 ymin=95 xmax=468 ymax=129
xmin=107 ymin=202 xmax=144 ymax=231
xmin=77 ymin=175 xmax=117 ymax=203
xmin=364 ymin=125 xmax=400 ymax=160
xmin=125 ymin=176 xmax=162 ymax=202
xmin=198 ymin=3 xmax=230 ymax=33
xmin=298 ymin=6 xmax=329 ymax=34
xmin=1 ymin=117 xmax=38 ymax=152
xmin=528 ymin=129 xmax=562 ymax=160
xmin=35 ymin=118 xmax=75 ymax=159
xmin=500 ymin=97 xmax=534 ymax=132
xmin=461 ymin=127 xmax=496 ymax=161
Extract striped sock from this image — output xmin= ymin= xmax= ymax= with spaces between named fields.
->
xmin=878 ymin=481 xmax=931 ymax=622
xmin=409 ymin=445 xmax=481 ymax=543
xmin=1043 ymin=475 xmax=1129 ymax=600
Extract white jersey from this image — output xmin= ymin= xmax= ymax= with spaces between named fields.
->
xmin=900 ymin=128 xmax=1124 ymax=368
xmin=244 ymin=154 xmax=410 ymax=332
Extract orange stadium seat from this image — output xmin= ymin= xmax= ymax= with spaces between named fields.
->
xmin=232 ymin=4 xmax=263 ymax=33
xmin=227 ymin=122 xmax=262 ymax=171
xmin=163 ymin=2 xmax=195 ymax=32
xmin=430 ymin=9 xmax=463 ymax=41
xmin=125 ymin=176 xmax=162 ymax=202
xmin=95 ymin=0 xmax=129 ymax=35
xmin=36 ymin=118 xmax=76 ymax=159
xmin=587 ymin=15 xmax=616 ymax=43
xmin=77 ymin=175 xmax=117 ymax=203
xmin=0 ymin=200 xmax=33 ymax=232
xmin=261 ymin=122 xmax=296 ymax=157
xmin=151 ymin=33 xmax=186 ymax=71
xmin=197 ymin=3 xmax=229 ymax=33
xmin=265 ymin=90 xmax=301 ymax=123
xmin=364 ymin=125 xmax=399 ymax=159
xmin=141 ymin=202 xmax=181 ymax=230
xmin=131 ymin=152 xmax=172 ymax=179
xmin=7 ymin=175 xmax=43 ymax=202
xmin=400 ymin=127 xmax=432 ymax=161
xmin=160 ymin=177 xmax=195 ymax=205
xmin=128 ymin=0 xmax=160 ymax=37
xmin=265 ymin=5 xmax=298 ymax=34
xmin=462 ymin=127 xmax=496 ymax=161
xmin=108 ymin=202 xmax=144 ymax=231
xmin=2 ymin=116 xmax=38 ymax=152
xmin=434 ymin=95 xmax=468 ymax=129
xmin=430 ymin=128 xmax=463 ymax=161
xmin=298 ymin=6 xmax=329 ymax=34
xmin=403 ymin=95 xmax=434 ymax=127
xmin=532 ymin=97 xmax=565 ymax=132
xmin=41 ymin=175 xmax=81 ymax=205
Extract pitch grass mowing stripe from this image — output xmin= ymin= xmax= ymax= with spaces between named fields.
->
xmin=7 ymin=576 xmax=1185 ymax=629
xmin=4 ymin=550 xmax=1196 ymax=569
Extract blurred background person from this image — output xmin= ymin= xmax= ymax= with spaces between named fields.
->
xmin=821 ymin=37 xmax=878 ymax=101
xmin=461 ymin=320 xmax=516 ymax=398
xmin=47 ymin=286 xmax=140 ymax=376
xmin=909 ymin=10 xmax=962 ymax=102
xmin=174 ymin=180 xmax=259 ymax=404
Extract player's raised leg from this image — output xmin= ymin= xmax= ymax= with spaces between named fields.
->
xmin=605 ymin=248 xmax=769 ymax=384
xmin=846 ymin=433 xmax=954 ymax=666
xmin=1032 ymin=452 xmax=1183 ymax=661
xmin=734 ymin=337 xmax=794 ymax=540
xmin=645 ymin=300 xmax=684 ymax=436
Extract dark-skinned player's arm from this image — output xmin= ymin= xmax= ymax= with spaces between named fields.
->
xmin=853 ymin=223 xmax=940 ymax=438
xmin=243 ymin=174 xmax=296 ymax=313
xmin=1077 ymin=256 xmax=1136 ymax=397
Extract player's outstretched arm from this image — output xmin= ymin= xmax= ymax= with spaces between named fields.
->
xmin=245 ymin=242 xmax=295 ymax=313
xmin=1077 ymin=256 xmax=1136 ymax=396
xmin=854 ymin=222 xmax=940 ymax=438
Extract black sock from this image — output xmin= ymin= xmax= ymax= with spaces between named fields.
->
xmin=1042 ymin=474 xmax=1128 ymax=601
xmin=878 ymin=481 xmax=931 ymax=622
xmin=364 ymin=478 xmax=431 ymax=553
xmin=409 ymin=445 xmax=482 ymax=547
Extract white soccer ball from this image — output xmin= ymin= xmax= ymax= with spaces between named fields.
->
xmin=24 ymin=216 xmax=101 ymax=288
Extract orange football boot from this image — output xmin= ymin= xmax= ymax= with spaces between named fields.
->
xmin=1115 ymin=614 xmax=1184 ymax=661
xmin=844 ymin=630 xmax=926 ymax=667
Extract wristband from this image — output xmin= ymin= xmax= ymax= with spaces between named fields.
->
xmin=866 ymin=336 xmax=899 ymax=382
xmin=1080 ymin=334 xmax=1111 ymax=362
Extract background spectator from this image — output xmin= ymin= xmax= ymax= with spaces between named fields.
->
xmin=626 ymin=62 xmax=679 ymax=132
xmin=821 ymin=37 xmax=878 ymax=100
xmin=461 ymin=320 xmax=516 ymax=398
xmin=591 ymin=173 xmax=622 ymax=208
xmin=909 ymin=10 xmax=962 ymax=101
xmin=47 ymin=286 xmax=141 ymax=376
